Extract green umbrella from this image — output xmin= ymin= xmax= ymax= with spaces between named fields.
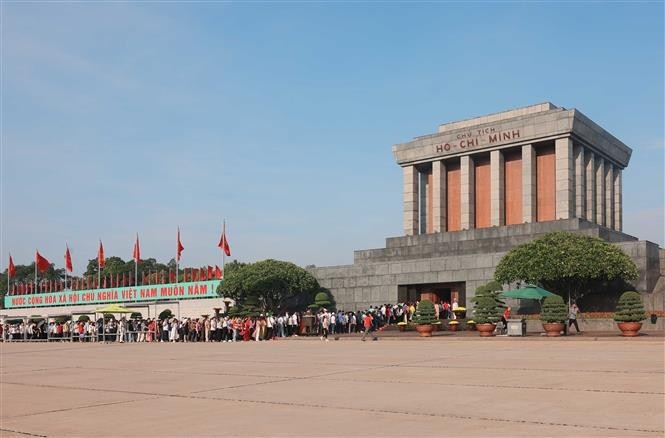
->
xmin=500 ymin=285 xmax=554 ymax=300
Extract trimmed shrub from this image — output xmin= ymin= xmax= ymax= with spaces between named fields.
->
xmin=413 ymin=300 xmax=437 ymax=325
xmin=130 ymin=312 xmax=142 ymax=319
xmin=314 ymin=291 xmax=331 ymax=308
xmin=539 ymin=295 xmax=567 ymax=323
xmin=158 ymin=309 xmax=173 ymax=320
xmin=474 ymin=297 xmax=502 ymax=324
xmin=485 ymin=280 xmax=503 ymax=292
xmin=77 ymin=315 xmax=90 ymax=322
xmin=613 ymin=291 xmax=647 ymax=322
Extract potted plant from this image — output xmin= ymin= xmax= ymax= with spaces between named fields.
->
xmin=452 ymin=306 xmax=467 ymax=319
xmin=539 ymin=295 xmax=567 ymax=337
xmin=448 ymin=320 xmax=459 ymax=332
xmin=413 ymin=300 xmax=437 ymax=337
xmin=474 ymin=296 xmax=502 ymax=337
xmin=397 ymin=322 xmax=407 ymax=332
xmin=466 ymin=320 xmax=476 ymax=331
xmin=614 ymin=291 xmax=647 ymax=337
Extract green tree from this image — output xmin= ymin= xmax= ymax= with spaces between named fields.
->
xmin=494 ymin=232 xmax=638 ymax=303
xmin=218 ymin=259 xmax=319 ymax=313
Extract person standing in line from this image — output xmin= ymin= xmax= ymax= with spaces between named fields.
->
xmin=361 ymin=312 xmax=374 ymax=341
xmin=203 ymin=317 xmax=210 ymax=342
xmin=320 ymin=309 xmax=330 ymax=342
xmin=568 ymin=302 xmax=581 ymax=334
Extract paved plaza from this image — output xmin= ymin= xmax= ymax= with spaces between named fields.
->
xmin=1 ymin=336 xmax=664 ymax=437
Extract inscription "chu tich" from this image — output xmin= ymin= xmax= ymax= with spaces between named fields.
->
xmin=435 ymin=128 xmax=521 ymax=153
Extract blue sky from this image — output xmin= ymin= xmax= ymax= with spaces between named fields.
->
xmin=1 ymin=2 xmax=663 ymax=274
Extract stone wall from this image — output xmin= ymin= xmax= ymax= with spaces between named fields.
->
xmin=311 ymin=219 xmax=662 ymax=312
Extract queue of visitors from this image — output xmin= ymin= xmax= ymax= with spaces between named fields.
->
xmin=1 ymin=300 xmax=470 ymax=343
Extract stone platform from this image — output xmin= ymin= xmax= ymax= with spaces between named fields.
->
xmin=1 ymin=337 xmax=663 ymax=437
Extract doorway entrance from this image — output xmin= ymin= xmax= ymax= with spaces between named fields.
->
xmin=400 ymin=282 xmax=466 ymax=306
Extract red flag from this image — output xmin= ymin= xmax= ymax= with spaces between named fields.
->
xmin=133 ymin=234 xmax=141 ymax=263
xmin=177 ymin=228 xmax=185 ymax=262
xmin=199 ymin=267 xmax=206 ymax=281
xmin=192 ymin=269 xmax=198 ymax=282
xmin=208 ymin=266 xmax=213 ymax=279
xmin=8 ymin=254 xmax=16 ymax=278
xmin=141 ymin=270 xmax=146 ymax=285
xmin=98 ymin=241 xmax=105 ymax=269
xmin=169 ymin=269 xmax=175 ymax=283
xmin=214 ymin=265 xmax=222 ymax=279
xmin=64 ymin=245 xmax=73 ymax=273
xmin=218 ymin=222 xmax=231 ymax=256
xmin=35 ymin=251 xmax=51 ymax=273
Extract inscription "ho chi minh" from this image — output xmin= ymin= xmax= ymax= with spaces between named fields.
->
xmin=435 ymin=128 xmax=521 ymax=153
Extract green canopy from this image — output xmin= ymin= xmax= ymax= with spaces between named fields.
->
xmin=500 ymin=285 xmax=555 ymax=300
xmin=96 ymin=304 xmax=135 ymax=313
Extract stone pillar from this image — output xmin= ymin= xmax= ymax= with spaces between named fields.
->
xmin=605 ymin=164 xmax=614 ymax=228
xmin=522 ymin=144 xmax=536 ymax=223
xmin=585 ymin=152 xmax=596 ymax=222
xmin=403 ymin=165 xmax=419 ymax=235
xmin=595 ymin=157 xmax=605 ymax=226
xmin=490 ymin=150 xmax=505 ymax=226
xmin=574 ymin=145 xmax=586 ymax=219
xmin=461 ymin=155 xmax=475 ymax=230
xmin=555 ymin=137 xmax=574 ymax=220
xmin=432 ymin=160 xmax=446 ymax=232
xmin=419 ymin=171 xmax=428 ymax=233
xmin=614 ymin=168 xmax=622 ymax=231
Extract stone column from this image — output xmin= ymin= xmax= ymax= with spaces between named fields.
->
xmin=614 ymin=168 xmax=622 ymax=231
xmin=419 ymin=171 xmax=428 ymax=233
xmin=461 ymin=155 xmax=475 ymax=230
xmin=490 ymin=150 xmax=505 ymax=226
xmin=605 ymin=164 xmax=614 ymax=228
xmin=432 ymin=160 xmax=446 ymax=232
xmin=555 ymin=137 xmax=574 ymax=220
xmin=595 ymin=157 xmax=605 ymax=226
xmin=574 ymin=145 xmax=586 ymax=219
xmin=403 ymin=165 xmax=419 ymax=235
xmin=585 ymin=152 xmax=596 ymax=222
xmin=522 ymin=144 xmax=536 ymax=223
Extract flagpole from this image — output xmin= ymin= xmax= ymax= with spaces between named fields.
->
xmin=34 ymin=250 xmax=38 ymax=293
xmin=135 ymin=233 xmax=139 ymax=286
xmin=98 ymin=240 xmax=101 ymax=290
xmin=222 ymin=220 xmax=226 ymax=276
xmin=176 ymin=227 xmax=179 ymax=284
xmin=65 ymin=246 xmax=68 ymax=291
xmin=6 ymin=253 xmax=9 ymax=297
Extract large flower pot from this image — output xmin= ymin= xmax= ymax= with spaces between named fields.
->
xmin=476 ymin=323 xmax=496 ymax=337
xmin=448 ymin=324 xmax=458 ymax=332
xmin=542 ymin=322 xmax=565 ymax=337
xmin=415 ymin=324 xmax=433 ymax=337
xmin=398 ymin=324 xmax=406 ymax=332
xmin=617 ymin=322 xmax=642 ymax=337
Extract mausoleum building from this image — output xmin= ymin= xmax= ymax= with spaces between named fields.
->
xmin=311 ymin=103 xmax=663 ymax=311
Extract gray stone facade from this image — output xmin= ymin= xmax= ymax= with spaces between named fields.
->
xmin=311 ymin=219 xmax=662 ymax=311
xmin=311 ymin=103 xmax=663 ymax=312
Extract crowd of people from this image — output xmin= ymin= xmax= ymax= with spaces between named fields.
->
xmin=0 ymin=299 xmax=473 ymax=343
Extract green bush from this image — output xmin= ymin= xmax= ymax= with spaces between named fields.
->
xmin=158 ymin=309 xmax=173 ymax=320
xmin=613 ymin=291 xmax=647 ymax=322
xmin=413 ymin=300 xmax=437 ymax=325
xmin=313 ymin=291 xmax=331 ymax=308
xmin=130 ymin=312 xmax=142 ymax=319
xmin=485 ymin=280 xmax=503 ymax=292
xmin=539 ymin=295 xmax=567 ymax=323
xmin=77 ymin=315 xmax=90 ymax=322
xmin=474 ymin=297 xmax=503 ymax=324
